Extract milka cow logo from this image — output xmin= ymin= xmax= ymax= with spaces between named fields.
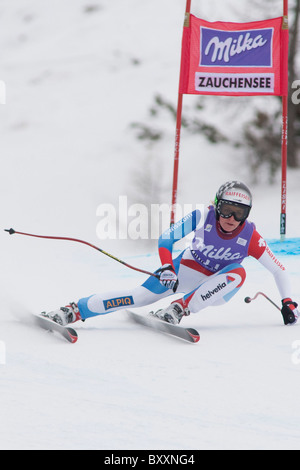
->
xmin=200 ymin=27 xmax=273 ymax=67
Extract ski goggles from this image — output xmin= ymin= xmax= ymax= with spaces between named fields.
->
xmin=217 ymin=200 xmax=250 ymax=222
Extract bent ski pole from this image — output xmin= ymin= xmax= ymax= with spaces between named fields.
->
xmin=244 ymin=292 xmax=281 ymax=311
xmin=5 ymin=228 xmax=160 ymax=280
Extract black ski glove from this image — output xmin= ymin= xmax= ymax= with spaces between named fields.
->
xmin=281 ymin=298 xmax=299 ymax=325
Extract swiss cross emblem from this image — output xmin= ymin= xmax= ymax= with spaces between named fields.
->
xmin=258 ymin=237 xmax=266 ymax=248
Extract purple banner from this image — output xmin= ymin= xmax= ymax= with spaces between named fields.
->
xmin=200 ymin=27 xmax=273 ymax=67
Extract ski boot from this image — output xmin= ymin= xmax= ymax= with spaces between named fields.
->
xmin=151 ymin=302 xmax=190 ymax=325
xmin=41 ymin=302 xmax=81 ymax=327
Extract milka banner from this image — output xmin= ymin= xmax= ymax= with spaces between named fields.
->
xmin=179 ymin=15 xmax=288 ymax=96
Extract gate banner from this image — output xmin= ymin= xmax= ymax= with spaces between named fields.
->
xmin=179 ymin=15 xmax=288 ymax=96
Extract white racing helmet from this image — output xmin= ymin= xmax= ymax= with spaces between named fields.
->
xmin=215 ymin=181 xmax=252 ymax=223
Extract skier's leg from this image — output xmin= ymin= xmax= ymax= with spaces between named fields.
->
xmin=78 ymin=284 xmax=171 ymax=320
xmin=44 ymin=283 xmax=173 ymax=326
xmin=153 ymin=263 xmax=246 ymax=324
xmin=78 ymin=252 xmax=185 ymax=320
xmin=43 ymin=252 xmax=185 ymax=325
xmin=179 ymin=263 xmax=246 ymax=312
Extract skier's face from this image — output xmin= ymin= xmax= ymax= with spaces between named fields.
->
xmin=219 ymin=215 xmax=240 ymax=232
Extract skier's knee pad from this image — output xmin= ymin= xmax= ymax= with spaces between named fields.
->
xmin=185 ymin=263 xmax=246 ymax=312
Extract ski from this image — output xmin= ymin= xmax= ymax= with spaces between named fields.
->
xmin=127 ymin=310 xmax=200 ymax=343
xmin=33 ymin=315 xmax=78 ymax=344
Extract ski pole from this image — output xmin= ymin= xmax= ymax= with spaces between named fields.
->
xmin=244 ymin=292 xmax=281 ymax=311
xmin=4 ymin=228 xmax=160 ymax=280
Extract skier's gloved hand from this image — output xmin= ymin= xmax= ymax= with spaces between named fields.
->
xmin=159 ymin=264 xmax=179 ymax=292
xmin=281 ymin=298 xmax=299 ymax=325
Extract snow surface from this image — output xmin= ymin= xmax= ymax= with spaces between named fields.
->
xmin=0 ymin=0 xmax=300 ymax=451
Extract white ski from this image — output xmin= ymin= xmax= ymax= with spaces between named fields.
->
xmin=33 ymin=315 xmax=78 ymax=344
xmin=127 ymin=310 xmax=200 ymax=343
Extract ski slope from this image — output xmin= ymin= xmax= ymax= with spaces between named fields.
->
xmin=0 ymin=240 xmax=300 ymax=450
xmin=0 ymin=0 xmax=299 ymax=451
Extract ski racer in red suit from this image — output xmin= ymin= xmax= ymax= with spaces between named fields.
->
xmin=43 ymin=181 xmax=299 ymax=327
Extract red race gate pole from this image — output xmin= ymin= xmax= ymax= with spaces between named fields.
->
xmin=280 ymin=0 xmax=289 ymax=240
xmin=170 ymin=0 xmax=192 ymax=226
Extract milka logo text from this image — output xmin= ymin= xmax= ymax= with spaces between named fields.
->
xmin=200 ymin=27 xmax=273 ymax=67
xmin=193 ymin=238 xmax=242 ymax=261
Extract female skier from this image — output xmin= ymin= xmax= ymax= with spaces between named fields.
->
xmin=44 ymin=181 xmax=299 ymax=327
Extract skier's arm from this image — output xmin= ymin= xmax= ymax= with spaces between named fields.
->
xmin=248 ymin=230 xmax=299 ymax=324
xmin=248 ymin=230 xmax=291 ymax=298
xmin=256 ymin=248 xmax=299 ymax=324
xmin=158 ymin=209 xmax=201 ymax=269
